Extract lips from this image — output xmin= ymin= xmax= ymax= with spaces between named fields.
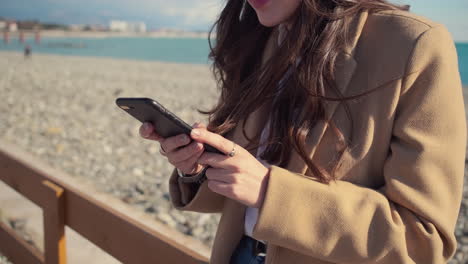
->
xmin=248 ymin=0 xmax=270 ymax=9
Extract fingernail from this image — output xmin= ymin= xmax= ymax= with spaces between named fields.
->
xmin=195 ymin=142 xmax=203 ymax=151
xmin=192 ymin=122 xmax=200 ymax=128
xmin=191 ymin=129 xmax=201 ymax=137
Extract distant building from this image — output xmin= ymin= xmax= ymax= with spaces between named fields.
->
xmin=109 ymin=20 xmax=128 ymax=32
xmin=17 ymin=20 xmax=40 ymax=30
xmin=128 ymin=22 xmax=146 ymax=33
xmin=0 ymin=20 xmax=18 ymax=32
xmin=109 ymin=20 xmax=146 ymax=33
xmin=89 ymin=24 xmax=107 ymax=31
xmin=69 ymin=24 xmax=86 ymax=31
xmin=7 ymin=22 xmax=18 ymax=32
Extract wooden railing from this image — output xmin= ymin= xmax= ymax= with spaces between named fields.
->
xmin=0 ymin=141 xmax=210 ymax=264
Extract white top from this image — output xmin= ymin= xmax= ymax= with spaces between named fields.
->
xmin=244 ymin=24 xmax=291 ymax=238
xmin=244 ymin=119 xmax=271 ymax=238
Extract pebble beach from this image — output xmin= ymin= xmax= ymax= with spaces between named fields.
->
xmin=0 ymin=51 xmax=221 ymax=246
xmin=1 ymin=51 xmax=468 ymax=263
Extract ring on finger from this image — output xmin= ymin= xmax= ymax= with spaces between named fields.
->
xmin=228 ymin=142 xmax=236 ymax=157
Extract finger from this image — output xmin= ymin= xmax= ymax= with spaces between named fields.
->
xmin=192 ymin=122 xmax=206 ymax=129
xmin=191 ymin=127 xmax=239 ymax=156
xmin=176 ymin=150 xmax=205 ymax=174
xmin=140 ymin=122 xmax=163 ymax=141
xmin=198 ymin=152 xmax=237 ymax=169
xmin=146 ymin=133 xmax=163 ymax=141
xmin=207 ymin=180 xmax=234 ymax=197
xmin=168 ymin=141 xmax=204 ymax=164
xmin=139 ymin=122 xmax=153 ymax=137
xmin=161 ymin=133 xmax=191 ymax=153
xmin=205 ymin=168 xmax=237 ymax=183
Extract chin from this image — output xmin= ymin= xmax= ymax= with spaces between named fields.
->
xmin=257 ymin=15 xmax=282 ymax=27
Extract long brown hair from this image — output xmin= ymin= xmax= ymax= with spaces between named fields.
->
xmin=204 ymin=0 xmax=409 ymax=183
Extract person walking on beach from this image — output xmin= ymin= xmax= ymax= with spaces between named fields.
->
xmin=140 ymin=0 xmax=466 ymax=263
xmin=24 ymin=45 xmax=31 ymax=59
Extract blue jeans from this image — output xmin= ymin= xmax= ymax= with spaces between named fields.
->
xmin=230 ymin=236 xmax=266 ymax=264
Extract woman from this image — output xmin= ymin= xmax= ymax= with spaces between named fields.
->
xmin=140 ymin=0 xmax=466 ymax=263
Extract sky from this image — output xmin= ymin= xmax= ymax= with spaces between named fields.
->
xmin=1 ymin=0 xmax=467 ymax=42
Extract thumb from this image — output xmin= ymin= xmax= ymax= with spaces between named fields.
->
xmin=192 ymin=122 xmax=206 ymax=129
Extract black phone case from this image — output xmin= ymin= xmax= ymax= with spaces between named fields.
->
xmin=116 ymin=97 xmax=223 ymax=155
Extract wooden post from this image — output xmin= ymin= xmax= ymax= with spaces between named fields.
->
xmin=42 ymin=180 xmax=67 ymax=264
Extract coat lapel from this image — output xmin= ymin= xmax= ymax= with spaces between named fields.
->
xmin=286 ymin=11 xmax=368 ymax=174
xmin=212 ymin=87 xmax=272 ymax=264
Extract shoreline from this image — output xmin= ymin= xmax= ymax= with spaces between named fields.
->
xmin=5 ymin=29 xmax=210 ymax=39
xmin=0 ymin=50 xmax=211 ymax=66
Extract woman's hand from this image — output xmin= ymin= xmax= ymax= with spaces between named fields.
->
xmin=191 ymin=125 xmax=270 ymax=208
xmin=139 ymin=122 xmax=205 ymax=175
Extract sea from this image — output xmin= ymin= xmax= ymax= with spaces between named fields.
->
xmin=0 ymin=37 xmax=467 ymax=85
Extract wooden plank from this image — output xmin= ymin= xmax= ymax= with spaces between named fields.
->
xmin=0 ymin=221 xmax=44 ymax=264
xmin=0 ymin=141 xmax=210 ymax=263
xmin=65 ymin=190 xmax=208 ymax=264
xmin=0 ymin=149 xmax=49 ymax=207
xmin=42 ymin=180 xmax=67 ymax=264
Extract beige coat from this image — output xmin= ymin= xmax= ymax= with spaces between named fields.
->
xmin=169 ymin=9 xmax=466 ymax=264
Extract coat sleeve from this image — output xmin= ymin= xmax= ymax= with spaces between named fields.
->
xmin=252 ymin=25 xmax=466 ymax=263
xmin=169 ymin=168 xmax=225 ymax=213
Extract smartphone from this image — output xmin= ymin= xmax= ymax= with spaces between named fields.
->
xmin=116 ymin=97 xmax=223 ymax=155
